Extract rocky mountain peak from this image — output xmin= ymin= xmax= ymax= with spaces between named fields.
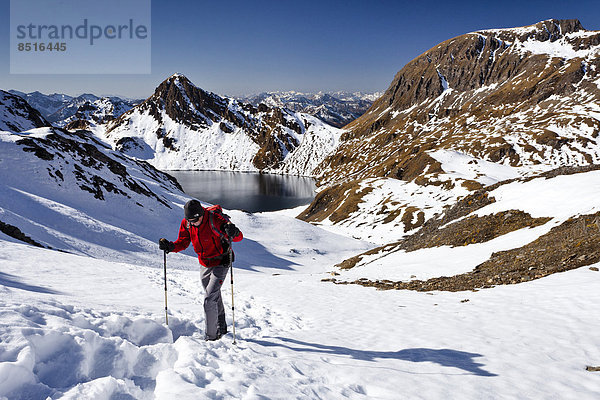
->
xmin=348 ymin=18 xmax=599 ymax=133
xmin=103 ymin=74 xmax=342 ymax=174
xmin=476 ymin=19 xmax=584 ymax=42
xmin=143 ymin=72 xmax=235 ymax=130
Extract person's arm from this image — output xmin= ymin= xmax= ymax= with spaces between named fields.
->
xmin=172 ymin=219 xmax=192 ymax=252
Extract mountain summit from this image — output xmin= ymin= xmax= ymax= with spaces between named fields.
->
xmin=103 ymin=74 xmax=341 ymax=175
xmin=300 ymin=19 xmax=600 ymax=242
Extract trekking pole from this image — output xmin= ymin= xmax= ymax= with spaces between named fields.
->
xmin=163 ymin=250 xmax=169 ymax=325
xmin=229 ymin=253 xmax=237 ymax=344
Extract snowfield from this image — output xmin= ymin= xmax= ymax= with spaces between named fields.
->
xmin=2 ymin=205 xmax=600 ymax=398
xmin=2 ymin=225 xmax=600 ymax=399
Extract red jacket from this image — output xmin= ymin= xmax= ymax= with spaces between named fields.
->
xmin=172 ymin=209 xmax=243 ymax=267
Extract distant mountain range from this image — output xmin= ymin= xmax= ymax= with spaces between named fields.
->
xmin=8 ymin=90 xmax=141 ymax=127
xmin=239 ymin=91 xmax=382 ymax=128
xmin=8 ymin=89 xmax=381 ymax=130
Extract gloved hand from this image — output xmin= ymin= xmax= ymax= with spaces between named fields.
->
xmin=221 ymin=252 xmax=231 ymax=266
xmin=222 ymin=223 xmax=240 ymax=238
xmin=159 ymin=238 xmax=175 ymax=253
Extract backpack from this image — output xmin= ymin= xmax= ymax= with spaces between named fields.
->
xmin=185 ymin=204 xmax=234 ymax=262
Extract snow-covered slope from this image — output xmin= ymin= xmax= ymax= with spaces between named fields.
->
xmin=1 ymin=181 xmax=599 ymax=399
xmin=332 ymin=167 xmax=600 ymax=283
xmin=101 ymin=74 xmax=342 ymax=176
xmin=0 ymin=91 xmax=49 ymax=132
xmin=0 ymin=126 xmax=188 ymax=266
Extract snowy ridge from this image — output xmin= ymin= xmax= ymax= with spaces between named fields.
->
xmin=102 ymin=74 xmax=342 ymax=176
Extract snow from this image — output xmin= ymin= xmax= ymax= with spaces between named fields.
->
xmin=476 ymin=170 xmax=600 ymax=220
xmin=2 ymin=232 xmax=600 ymax=399
xmin=427 ymin=149 xmax=550 ymax=186
xmin=340 ymin=222 xmax=554 ymax=282
xmin=0 ymin=91 xmax=46 ymax=132
xmin=436 ymin=69 xmax=450 ymax=91
xmin=1 ymin=127 xmax=600 ymax=399
xmin=515 ymin=35 xmax=600 ymax=60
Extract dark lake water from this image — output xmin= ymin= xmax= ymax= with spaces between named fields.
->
xmin=167 ymin=171 xmax=317 ymax=213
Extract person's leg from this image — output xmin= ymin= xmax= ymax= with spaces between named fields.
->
xmin=203 ymin=265 xmax=229 ymax=340
xmin=200 ymin=267 xmax=213 ymax=337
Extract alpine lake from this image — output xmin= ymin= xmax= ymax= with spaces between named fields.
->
xmin=166 ymin=170 xmax=317 ymax=213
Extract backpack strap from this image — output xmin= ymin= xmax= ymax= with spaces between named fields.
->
xmin=208 ymin=211 xmax=232 ymax=244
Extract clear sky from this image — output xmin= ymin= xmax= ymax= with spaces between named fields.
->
xmin=1 ymin=0 xmax=599 ymax=99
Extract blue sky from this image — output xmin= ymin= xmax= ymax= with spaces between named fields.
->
xmin=1 ymin=0 xmax=599 ymax=98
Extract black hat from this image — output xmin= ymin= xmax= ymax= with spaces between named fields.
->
xmin=184 ymin=199 xmax=204 ymax=220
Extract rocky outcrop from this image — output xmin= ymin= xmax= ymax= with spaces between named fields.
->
xmin=332 ymin=211 xmax=600 ymax=292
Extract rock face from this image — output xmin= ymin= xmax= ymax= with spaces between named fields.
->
xmin=241 ymin=91 xmax=381 ymax=128
xmin=103 ymin=73 xmax=341 ymax=175
xmin=0 ymin=90 xmax=50 ymax=132
xmin=300 ymin=19 xmax=600 ymax=242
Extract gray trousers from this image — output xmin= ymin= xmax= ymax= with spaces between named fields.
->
xmin=201 ymin=264 xmax=230 ymax=339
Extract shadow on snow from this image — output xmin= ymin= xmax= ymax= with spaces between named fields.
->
xmin=247 ymin=336 xmax=497 ymax=377
xmin=0 ymin=271 xmax=62 ymax=294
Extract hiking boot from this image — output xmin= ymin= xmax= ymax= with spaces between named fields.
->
xmin=204 ymin=329 xmax=224 ymax=341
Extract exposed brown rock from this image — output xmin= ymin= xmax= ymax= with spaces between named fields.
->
xmin=337 ymin=212 xmax=600 ymax=292
xmin=297 ymin=180 xmax=373 ymax=224
xmin=65 ymin=119 xmax=91 ymax=131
